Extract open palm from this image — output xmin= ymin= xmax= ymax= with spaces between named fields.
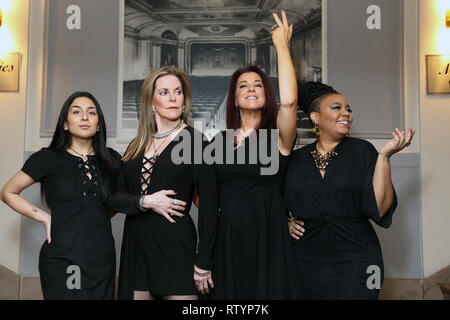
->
xmin=379 ymin=127 xmax=415 ymax=157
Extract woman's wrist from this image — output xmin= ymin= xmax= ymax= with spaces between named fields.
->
xmin=274 ymin=43 xmax=289 ymax=51
xmin=194 ymin=265 xmax=211 ymax=277
xmin=35 ymin=210 xmax=50 ymax=225
xmin=139 ymin=195 xmax=149 ymax=211
xmin=378 ymin=153 xmax=392 ymax=161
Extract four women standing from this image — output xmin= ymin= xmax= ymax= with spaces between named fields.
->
xmin=0 ymin=10 xmax=413 ymax=300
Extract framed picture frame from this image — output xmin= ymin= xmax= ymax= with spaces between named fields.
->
xmin=426 ymin=55 xmax=450 ymax=95
xmin=0 ymin=52 xmax=20 ymax=92
xmin=118 ymin=0 xmax=325 ymax=142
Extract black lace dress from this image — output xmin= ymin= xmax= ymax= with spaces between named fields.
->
xmin=283 ymin=137 xmax=397 ymax=299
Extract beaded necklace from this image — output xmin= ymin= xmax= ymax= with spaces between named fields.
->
xmin=310 ymin=148 xmax=338 ymax=170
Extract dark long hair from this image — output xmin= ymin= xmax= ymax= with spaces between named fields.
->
xmin=226 ymin=65 xmax=277 ymax=130
xmin=43 ymin=92 xmax=120 ymax=203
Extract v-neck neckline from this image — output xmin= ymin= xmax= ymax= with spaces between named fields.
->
xmin=138 ymin=125 xmax=188 ymax=193
xmin=144 ymin=125 xmax=188 ymax=159
xmin=311 ymin=137 xmax=346 ymax=181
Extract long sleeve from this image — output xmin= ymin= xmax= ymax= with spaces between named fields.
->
xmin=107 ymin=160 xmax=142 ymax=216
xmin=360 ymin=141 xmax=397 ymax=228
xmin=192 ymin=139 xmax=219 ymax=270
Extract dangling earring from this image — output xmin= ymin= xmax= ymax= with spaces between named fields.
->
xmin=64 ymin=125 xmax=68 ymax=131
xmin=235 ymin=106 xmax=240 ymax=118
xmin=152 ymin=105 xmax=156 ymax=114
xmin=312 ymin=123 xmax=320 ymax=137
xmin=97 ymin=127 xmax=100 ymax=132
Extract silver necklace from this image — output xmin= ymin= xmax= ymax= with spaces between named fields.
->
xmin=151 ymin=135 xmax=170 ymax=159
xmin=69 ymin=146 xmax=93 ymax=162
xmin=152 ymin=120 xmax=183 ymax=139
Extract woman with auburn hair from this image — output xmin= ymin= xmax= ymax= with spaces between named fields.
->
xmin=1 ymin=92 xmax=120 ymax=299
xmin=108 ymin=66 xmax=218 ymax=300
xmin=209 ymin=10 xmax=301 ymax=299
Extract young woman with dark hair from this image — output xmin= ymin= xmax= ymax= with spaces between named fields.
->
xmin=0 ymin=92 xmax=121 ymax=299
xmin=209 ymin=10 xmax=301 ymax=299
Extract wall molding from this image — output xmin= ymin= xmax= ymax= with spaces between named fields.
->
xmin=4 ymin=262 xmax=450 ymax=300
xmin=0 ymin=264 xmax=20 ymax=300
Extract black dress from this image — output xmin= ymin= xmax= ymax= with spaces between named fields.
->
xmin=108 ymin=126 xmax=218 ymax=298
xmin=209 ymin=130 xmax=301 ymax=300
xmin=283 ymin=137 xmax=397 ymax=299
xmin=21 ymin=148 xmax=118 ymax=300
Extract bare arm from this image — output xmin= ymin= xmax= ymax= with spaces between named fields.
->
xmin=374 ymin=127 xmax=415 ymax=217
xmin=0 ymin=171 xmax=51 ymax=242
xmin=373 ymin=155 xmax=394 ymax=218
xmin=273 ymin=10 xmax=298 ymax=155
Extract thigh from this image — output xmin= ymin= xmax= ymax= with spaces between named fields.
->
xmin=163 ymin=295 xmax=198 ymax=300
xmin=133 ymin=291 xmax=154 ymax=300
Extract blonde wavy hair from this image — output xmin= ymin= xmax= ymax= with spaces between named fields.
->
xmin=123 ymin=66 xmax=192 ymax=162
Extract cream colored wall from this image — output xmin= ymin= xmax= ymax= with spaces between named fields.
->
xmin=0 ymin=0 xmax=30 ymax=274
xmin=12 ymin=0 xmax=450 ymax=282
xmin=25 ymin=0 xmax=123 ymax=152
xmin=419 ymin=0 xmax=450 ymax=278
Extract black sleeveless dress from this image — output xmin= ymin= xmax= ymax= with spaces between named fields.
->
xmin=209 ymin=130 xmax=301 ymax=299
xmin=21 ymin=148 xmax=118 ymax=299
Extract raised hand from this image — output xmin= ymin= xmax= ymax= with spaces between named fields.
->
xmin=379 ymin=127 xmax=415 ymax=158
xmin=271 ymin=9 xmax=293 ymax=49
xmin=143 ymin=189 xmax=186 ymax=223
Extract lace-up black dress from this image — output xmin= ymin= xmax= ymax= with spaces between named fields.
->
xmin=21 ymin=148 xmax=119 ymax=299
xmin=108 ymin=126 xmax=218 ymax=299
xmin=283 ymin=137 xmax=398 ymax=299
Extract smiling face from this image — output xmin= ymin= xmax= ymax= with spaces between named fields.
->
xmin=64 ymin=96 xmax=99 ymax=140
xmin=235 ymin=72 xmax=266 ymax=111
xmin=311 ymin=93 xmax=354 ymax=139
xmin=152 ymin=74 xmax=184 ymax=121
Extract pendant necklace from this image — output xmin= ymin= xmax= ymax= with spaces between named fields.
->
xmin=150 ymin=135 xmax=170 ymax=162
xmin=69 ymin=146 xmax=94 ymax=162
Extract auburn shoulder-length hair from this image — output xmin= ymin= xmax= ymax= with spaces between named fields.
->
xmin=122 ymin=66 xmax=192 ymax=162
xmin=226 ymin=65 xmax=277 ymax=130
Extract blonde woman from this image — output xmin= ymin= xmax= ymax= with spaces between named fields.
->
xmin=108 ymin=66 xmax=218 ymax=300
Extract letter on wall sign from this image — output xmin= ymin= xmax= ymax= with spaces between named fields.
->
xmin=66 ymin=5 xmax=81 ymax=30
xmin=366 ymin=5 xmax=381 ymax=30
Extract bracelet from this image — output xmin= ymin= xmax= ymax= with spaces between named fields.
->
xmin=287 ymin=211 xmax=295 ymax=222
xmin=194 ymin=269 xmax=211 ymax=277
xmin=138 ymin=195 xmax=147 ymax=212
